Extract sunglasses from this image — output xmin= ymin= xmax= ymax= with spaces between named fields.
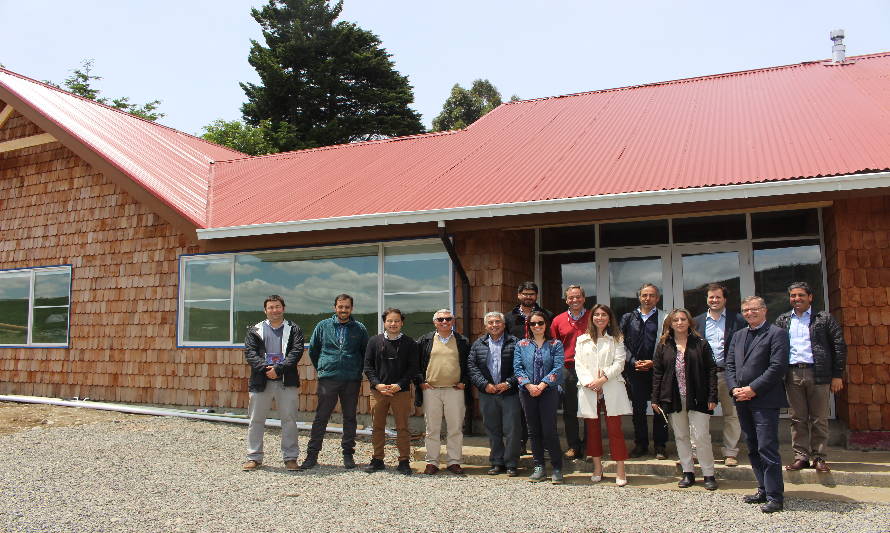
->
xmin=528 ymin=321 xmax=546 ymax=327
xmin=435 ymin=317 xmax=454 ymax=322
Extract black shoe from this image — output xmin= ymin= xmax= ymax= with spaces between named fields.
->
xmin=487 ymin=465 xmax=506 ymax=475
xmin=743 ymin=491 xmax=767 ymax=504
xmin=364 ymin=458 xmax=385 ymax=473
xmin=629 ymin=445 xmax=648 ymax=458
xmin=761 ymin=500 xmax=783 ymax=513
xmin=678 ymin=472 xmax=695 ymax=488
xmin=300 ymin=453 xmax=318 ymax=470
xmin=396 ymin=460 xmax=413 ymax=475
xmin=703 ymin=476 xmax=718 ymax=491
xmin=343 ymin=454 xmax=356 ymax=469
xmin=506 ymin=467 xmax=519 ymax=477
xmin=654 ymin=446 xmax=667 ymax=460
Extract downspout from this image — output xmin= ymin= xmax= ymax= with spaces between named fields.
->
xmin=438 ymin=221 xmax=475 ymax=436
xmin=437 ymin=221 xmax=471 ymax=336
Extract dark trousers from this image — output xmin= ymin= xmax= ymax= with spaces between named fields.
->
xmin=479 ymin=392 xmax=522 ymax=468
xmin=562 ymin=366 xmax=584 ymax=453
xmin=520 ymin=387 xmax=562 ymax=469
xmin=737 ymin=403 xmax=784 ymax=503
xmin=627 ymin=370 xmax=668 ymax=448
xmin=308 ymin=378 xmax=360 ymax=455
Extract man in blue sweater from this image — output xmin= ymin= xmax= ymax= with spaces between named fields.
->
xmin=301 ymin=293 xmax=369 ymax=470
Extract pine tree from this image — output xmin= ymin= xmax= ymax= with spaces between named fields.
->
xmin=241 ymin=0 xmax=424 ymax=151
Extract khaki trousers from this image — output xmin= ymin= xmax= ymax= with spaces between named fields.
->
xmin=423 ymin=387 xmax=465 ymax=466
xmin=369 ymin=389 xmax=413 ymax=461
xmin=786 ymin=366 xmax=831 ymax=461
xmin=716 ymin=371 xmax=741 ymax=458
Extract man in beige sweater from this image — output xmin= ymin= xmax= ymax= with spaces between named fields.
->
xmin=415 ymin=309 xmax=471 ymax=476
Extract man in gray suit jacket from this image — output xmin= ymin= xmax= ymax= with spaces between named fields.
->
xmin=694 ymin=283 xmax=747 ymax=466
xmin=726 ymin=296 xmax=789 ymax=513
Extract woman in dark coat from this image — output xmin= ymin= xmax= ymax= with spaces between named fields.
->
xmin=652 ymin=308 xmax=719 ymax=490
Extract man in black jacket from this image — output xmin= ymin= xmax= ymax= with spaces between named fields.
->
xmin=363 ymin=307 xmax=419 ymax=475
xmin=467 ymin=312 xmax=522 ymax=477
xmin=693 ymin=283 xmax=747 ymax=467
xmin=415 ymin=309 xmax=471 ymax=476
xmin=242 ymin=295 xmax=305 ymax=472
xmin=775 ymin=281 xmax=847 ymax=473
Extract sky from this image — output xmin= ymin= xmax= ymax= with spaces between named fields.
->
xmin=1 ymin=1 xmax=888 ymax=136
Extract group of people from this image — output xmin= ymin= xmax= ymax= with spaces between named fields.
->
xmin=241 ymin=278 xmax=846 ymax=514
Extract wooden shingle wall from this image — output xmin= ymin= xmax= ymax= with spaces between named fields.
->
xmin=824 ymin=197 xmax=890 ymax=432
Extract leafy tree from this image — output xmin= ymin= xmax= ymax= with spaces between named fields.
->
xmin=432 ymin=79 xmax=516 ymax=131
xmin=241 ymin=0 xmax=424 ymax=152
xmin=61 ymin=60 xmax=164 ymax=121
xmin=201 ymin=119 xmax=278 ymax=156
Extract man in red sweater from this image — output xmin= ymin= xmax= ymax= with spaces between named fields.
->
xmin=550 ymin=285 xmax=589 ymax=459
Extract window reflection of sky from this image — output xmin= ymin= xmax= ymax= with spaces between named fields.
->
xmin=0 ymin=274 xmax=30 ymax=300
xmin=682 ymin=252 xmax=740 ymax=291
xmin=754 ymin=245 xmax=821 ymax=271
xmin=34 ymin=271 xmax=71 ymax=303
xmin=561 ymin=262 xmax=596 ymax=295
xmin=609 ymin=258 xmax=662 ymax=297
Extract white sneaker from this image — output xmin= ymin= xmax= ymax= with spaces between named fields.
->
xmin=615 ymin=477 xmax=628 ymax=487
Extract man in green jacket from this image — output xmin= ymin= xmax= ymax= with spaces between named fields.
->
xmin=301 ymin=293 xmax=369 ymax=469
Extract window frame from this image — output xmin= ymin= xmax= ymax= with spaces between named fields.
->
xmin=177 ymin=238 xmax=453 ymax=348
xmin=0 ymin=264 xmax=72 ymax=348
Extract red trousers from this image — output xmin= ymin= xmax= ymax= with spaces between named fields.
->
xmin=584 ymin=399 xmax=628 ymax=461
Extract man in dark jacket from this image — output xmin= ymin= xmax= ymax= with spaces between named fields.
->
xmin=775 ymin=281 xmax=847 ymax=473
xmin=467 ymin=311 xmax=522 ymax=477
xmin=242 ymin=295 xmax=305 ymax=472
xmin=415 ymin=309 xmax=471 ymax=476
xmin=363 ymin=307 xmax=419 ymax=475
xmin=694 ymin=283 xmax=748 ymax=467
xmin=302 ymin=293 xmax=369 ymax=470
xmin=504 ymin=281 xmax=555 ymax=340
xmin=619 ymin=283 xmax=668 ymax=459
xmin=727 ymin=296 xmax=789 ymax=513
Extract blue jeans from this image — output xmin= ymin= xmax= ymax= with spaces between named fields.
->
xmin=737 ymin=403 xmax=784 ymax=503
xmin=479 ymin=392 xmax=522 ymax=468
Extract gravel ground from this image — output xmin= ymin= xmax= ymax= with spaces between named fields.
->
xmin=1 ymin=412 xmax=888 ymax=533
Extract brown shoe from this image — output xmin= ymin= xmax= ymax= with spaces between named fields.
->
xmin=785 ymin=458 xmax=810 ymax=471
xmin=423 ymin=464 xmax=440 ymax=475
xmin=564 ymin=448 xmax=581 ymax=460
xmin=242 ymin=460 xmax=261 ymax=471
xmin=724 ymin=456 xmax=738 ymax=467
xmin=446 ymin=464 xmax=467 ymax=477
xmin=285 ymin=460 xmax=300 ymax=471
xmin=813 ymin=458 xmax=831 ymax=472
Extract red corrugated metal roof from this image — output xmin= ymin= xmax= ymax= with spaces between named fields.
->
xmin=207 ymin=52 xmax=890 ymax=229
xmin=0 ymin=69 xmax=244 ymax=227
xmin=4 ymin=54 xmax=890 ymax=233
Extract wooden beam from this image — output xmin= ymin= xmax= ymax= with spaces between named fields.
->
xmin=0 ymin=132 xmax=57 ymax=153
xmin=0 ymin=105 xmax=13 ymax=129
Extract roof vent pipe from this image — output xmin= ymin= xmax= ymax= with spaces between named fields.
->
xmin=830 ymin=29 xmax=846 ymax=63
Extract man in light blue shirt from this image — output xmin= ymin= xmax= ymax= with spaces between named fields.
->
xmin=694 ymin=283 xmax=746 ymax=466
xmin=467 ymin=312 xmax=522 ymax=477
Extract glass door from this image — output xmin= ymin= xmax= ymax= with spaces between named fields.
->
xmin=598 ymin=247 xmax=673 ymax=319
xmin=671 ymin=243 xmax=753 ymax=317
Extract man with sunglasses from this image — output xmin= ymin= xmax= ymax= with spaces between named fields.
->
xmin=415 ymin=309 xmax=471 ymax=476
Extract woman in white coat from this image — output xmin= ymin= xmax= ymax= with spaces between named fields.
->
xmin=575 ymin=304 xmax=633 ymax=486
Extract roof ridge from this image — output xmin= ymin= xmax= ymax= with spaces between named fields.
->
xmin=0 ymin=66 xmax=243 ymax=156
xmin=504 ymin=51 xmax=890 ymax=106
xmin=212 ymin=128 xmax=460 ymax=164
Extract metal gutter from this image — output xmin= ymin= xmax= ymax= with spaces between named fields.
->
xmin=0 ymin=395 xmax=384 ymax=436
xmin=196 ymin=172 xmax=890 ymax=239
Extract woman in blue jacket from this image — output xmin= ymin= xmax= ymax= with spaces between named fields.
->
xmin=514 ymin=311 xmax=565 ymax=484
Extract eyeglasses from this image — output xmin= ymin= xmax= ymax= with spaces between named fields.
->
xmin=519 ymin=292 xmax=537 ymax=297
xmin=528 ymin=321 xmax=546 ymax=327
xmin=435 ymin=317 xmax=454 ymax=322
xmin=741 ymin=307 xmax=765 ymax=314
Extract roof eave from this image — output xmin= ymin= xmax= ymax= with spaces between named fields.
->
xmin=197 ymin=171 xmax=890 ymax=240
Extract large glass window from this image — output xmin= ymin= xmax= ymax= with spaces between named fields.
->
xmin=384 ymin=243 xmax=451 ymax=338
xmin=179 ymin=241 xmax=451 ymax=346
xmin=540 ymin=252 xmax=596 ymax=314
xmin=0 ymin=266 xmax=71 ymax=346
